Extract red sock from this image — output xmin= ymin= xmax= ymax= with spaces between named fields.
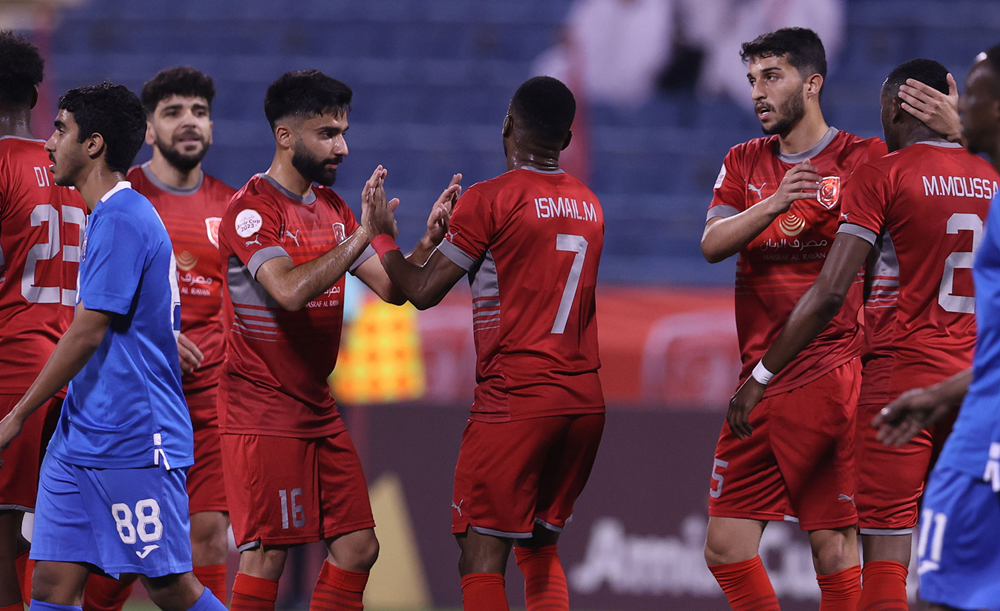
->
xmin=708 ymin=556 xmax=780 ymax=611
xmin=309 ymin=562 xmax=368 ymax=611
xmin=514 ymin=545 xmax=569 ymax=611
xmin=816 ymin=565 xmax=861 ymax=611
xmin=461 ymin=573 xmax=509 ymax=611
xmin=83 ymin=574 xmax=134 ymax=611
xmin=14 ymin=550 xmax=31 ymax=603
xmin=231 ymin=572 xmax=278 ymax=611
xmin=193 ymin=564 xmax=228 ymax=604
xmin=859 ymin=561 xmax=908 ymax=611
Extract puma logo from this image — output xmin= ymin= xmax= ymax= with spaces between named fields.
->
xmin=245 ymin=236 xmax=262 ymax=248
xmin=748 ymin=182 xmax=766 ymax=199
xmin=451 ymin=500 xmax=464 ymax=516
xmin=284 ymin=229 xmax=301 ymax=246
xmin=136 ymin=544 xmax=159 ymax=559
xmin=838 ymin=494 xmax=855 ymax=506
xmin=840 ymin=212 xmax=851 ymax=223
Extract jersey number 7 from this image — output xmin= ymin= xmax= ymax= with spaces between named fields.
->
xmin=552 ymin=234 xmax=588 ymax=335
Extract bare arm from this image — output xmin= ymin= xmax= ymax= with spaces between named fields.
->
xmin=701 ymin=161 xmax=822 ymax=263
xmin=873 ymin=368 xmax=972 ymax=447
xmin=726 ymin=232 xmax=872 ymax=439
xmin=0 ymin=305 xmax=112 ymax=462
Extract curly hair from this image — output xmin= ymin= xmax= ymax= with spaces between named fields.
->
xmin=0 ymin=30 xmax=44 ymax=107
xmin=59 ymin=83 xmax=146 ymax=174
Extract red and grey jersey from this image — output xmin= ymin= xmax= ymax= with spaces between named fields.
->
xmin=128 ymin=163 xmax=235 ymax=394
xmin=218 ymin=174 xmax=373 ymax=437
xmin=838 ymin=141 xmax=998 ymax=401
xmin=0 ymin=137 xmax=88 ymax=394
xmin=707 ymin=127 xmax=887 ymax=396
xmin=437 ymin=166 xmax=605 ymax=422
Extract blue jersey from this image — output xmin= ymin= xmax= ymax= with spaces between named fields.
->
xmin=936 ymin=192 xmax=1000 ymax=484
xmin=47 ymin=182 xmax=193 ymax=470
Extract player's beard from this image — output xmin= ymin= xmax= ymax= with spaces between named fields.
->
xmin=761 ymin=93 xmax=806 ymax=136
xmin=292 ymin=142 xmax=341 ymax=187
xmin=156 ymin=133 xmax=209 ymax=173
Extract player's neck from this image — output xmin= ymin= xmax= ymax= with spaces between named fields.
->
xmin=77 ymin=166 xmax=127 ymax=210
xmin=899 ymin=125 xmax=948 ymax=150
xmin=148 ymin=152 xmax=203 ymax=190
xmin=265 ymin=155 xmax=313 ymax=199
xmin=776 ymin=111 xmax=830 ymax=157
xmin=507 ymin=142 xmax=560 ymax=173
xmin=0 ymin=110 xmax=35 ymax=140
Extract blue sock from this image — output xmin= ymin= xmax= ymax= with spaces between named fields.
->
xmin=186 ymin=587 xmax=227 ymax=611
xmin=30 ymin=602 xmax=82 ymax=611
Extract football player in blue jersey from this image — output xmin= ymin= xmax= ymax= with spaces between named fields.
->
xmin=0 ymin=83 xmax=226 ymax=611
xmin=875 ymin=44 xmax=1000 ymax=611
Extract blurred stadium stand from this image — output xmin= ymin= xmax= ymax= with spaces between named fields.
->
xmin=42 ymin=0 xmax=1000 ymax=290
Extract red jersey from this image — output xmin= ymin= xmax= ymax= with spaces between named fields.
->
xmin=127 ymin=163 xmax=235 ymax=393
xmin=839 ymin=141 xmax=997 ymax=401
xmin=0 ymin=137 xmax=87 ymax=393
xmin=858 ymin=232 xmax=899 ymax=406
xmin=708 ymin=128 xmax=887 ymax=397
xmin=438 ymin=167 xmax=605 ymax=422
xmin=218 ymin=174 xmax=372 ymax=437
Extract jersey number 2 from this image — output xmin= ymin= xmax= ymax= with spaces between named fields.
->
xmin=22 ymin=204 xmax=86 ymax=305
xmin=938 ymin=213 xmax=983 ymax=314
xmin=552 ymin=234 xmax=589 ymax=334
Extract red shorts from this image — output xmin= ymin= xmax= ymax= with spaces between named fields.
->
xmin=221 ymin=430 xmax=375 ymax=549
xmin=452 ymin=413 xmax=604 ymax=538
xmin=855 ymin=401 xmax=956 ymax=533
xmin=708 ymin=359 xmax=860 ymax=531
xmin=0 ymin=394 xmax=61 ymax=511
xmin=185 ymin=387 xmax=226 ymax=514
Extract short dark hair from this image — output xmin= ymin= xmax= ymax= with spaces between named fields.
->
xmin=141 ymin=66 xmax=216 ymax=115
xmin=58 ymin=83 xmax=146 ymax=174
xmin=883 ymin=58 xmax=950 ymax=98
xmin=264 ymin=70 xmax=352 ymax=130
xmin=509 ymin=76 xmax=576 ymax=143
xmin=983 ymin=44 xmax=1000 ymax=79
xmin=0 ymin=30 xmax=44 ymax=107
xmin=740 ymin=27 xmax=827 ymax=87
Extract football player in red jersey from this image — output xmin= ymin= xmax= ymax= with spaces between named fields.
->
xmin=218 ymin=70 xmax=457 ymax=611
xmin=363 ymin=76 xmax=604 ymax=611
xmin=729 ymin=58 xmax=997 ymax=611
xmin=0 ymin=31 xmax=88 ymax=611
xmin=699 ymin=28 xmax=958 ymax=611
xmin=81 ymin=67 xmax=236 ymax=610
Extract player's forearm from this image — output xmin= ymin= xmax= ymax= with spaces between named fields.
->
xmin=276 ymin=228 xmax=371 ymax=311
xmin=701 ymin=201 xmax=780 ymax=263
xmin=406 ymin=233 xmax=440 ymax=267
xmin=10 ymin=322 xmax=106 ymax=424
xmin=761 ymin=285 xmax=843 ymax=374
xmin=371 ymin=238 xmax=442 ymax=305
xmin=926 ymin=368 xmax=973 ymax=407
xmin=381 ymin=251 xmax=446 ymax=310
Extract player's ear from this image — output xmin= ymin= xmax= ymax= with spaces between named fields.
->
xmin=805 ymin=73 xmax=823 ymax=101
xmin=29 ymin=86 xmax=38 ymax=110
xmin=274 ymin=123 xmax=292 ymax=149
xmin=207 ymin=119 xmax=214 ymax=146
xmin=86 ymin=132 xmax=105 ymax=162
xmin=144 ymin=119 xmax=156 ymax=146
xmin=561 ymin=129 xmax=573 ymax=151
xmin=502 ymin=114 xmax=513 ymax=139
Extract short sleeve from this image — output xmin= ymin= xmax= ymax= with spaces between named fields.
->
xmin=837 ymin=162 xmax=890 ymax=246
xmin=78 ymin=211 xmax=146 ymax=315
xmin=707 ymin=147 xmax=747 ymax=221
xmin=437 ymin=188 xmax=491 ymax=271
xmin=221 ymin=194 xmax=288 ymax=278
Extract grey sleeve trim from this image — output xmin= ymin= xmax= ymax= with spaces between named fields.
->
xmin=837 ymin=223 xmax=878 ymax=246
xmin=707 ymin=205 xmax=740 ymax=221
xmin=437 ymin=240 xmax=477 ymax=271
xmin=350 ymin=245 xmax=376 ymax=275
xmin=248 ymin=246 xmax=291 ymax=278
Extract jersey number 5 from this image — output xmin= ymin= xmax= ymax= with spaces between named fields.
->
xmin=938 ymin=213 xmax=983 ymax=314
xmin=552 ymin=234 xmax=589 ymax=334
xmin=22 ymin=204 xmax=86 ymax=305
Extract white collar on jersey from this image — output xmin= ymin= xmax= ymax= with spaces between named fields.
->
xmin=99 ymin=180 xmax=132 ymax=203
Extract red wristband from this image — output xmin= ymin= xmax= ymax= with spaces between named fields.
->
xmin=371 ymin=234 xmax=400 ymax=259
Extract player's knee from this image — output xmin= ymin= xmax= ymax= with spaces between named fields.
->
xmin=190 ymin=517 xmax=230 ymax=564
xmin=348 ymin=534 xmax=379 ymax=572
xmin=809 ymin=527 xmax=857 ymax=574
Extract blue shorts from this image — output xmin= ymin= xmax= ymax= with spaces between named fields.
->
xmin=918 ymin=466 xmax=1000 ymax=611
xmin=30 ymin=455 xmax=193 ymax=578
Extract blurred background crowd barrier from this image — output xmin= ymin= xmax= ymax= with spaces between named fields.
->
xmin=7 ymin=0 xmax=1000 ymax=608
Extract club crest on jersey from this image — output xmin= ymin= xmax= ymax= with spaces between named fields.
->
xmin=779 ymin=213 xmax=806 ymax=236
xmin=817 ymin=176 xmax=841 ymax=209
xmin=205 ymin=217 xmax=221 ymax=248
xmin=235 ymin=209 xmax=262 ymax=238
xmin=332 ymin=222 xmax=346 ymax=244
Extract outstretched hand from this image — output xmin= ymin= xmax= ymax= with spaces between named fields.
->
xmin=361 ymin=165 xmax=400 ymax=239
xmin=899 ymin=73 xmax=961 ymax=142
xmin=727 ymin=377 xmax=766 ymax=441
xmin=425 ymin=173 xmax=462 ymax=246
xmin=872 ymin=387 xmax=955 ymax=447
